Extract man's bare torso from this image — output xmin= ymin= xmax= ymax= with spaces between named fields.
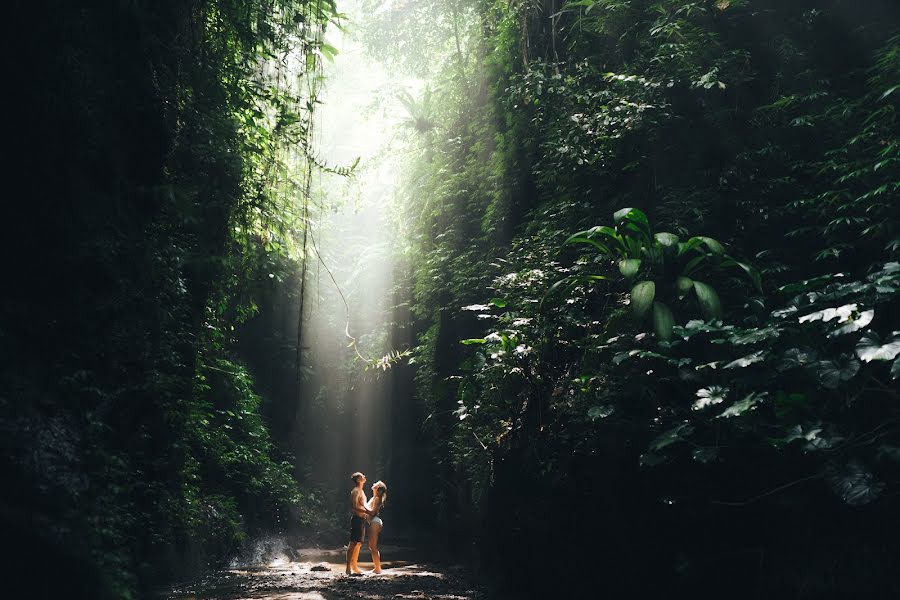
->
xmin=350 ymin=487 xmax=368 ymax=518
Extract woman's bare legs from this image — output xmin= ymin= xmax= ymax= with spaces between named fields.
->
xmin=367 ymin=524 xmax=382 ymax=573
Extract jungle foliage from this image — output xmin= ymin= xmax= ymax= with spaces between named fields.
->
xmin=3 ymin=0 xmax=338 ymax=596
xmin=375 ymin=0 xmax=900 ymax=596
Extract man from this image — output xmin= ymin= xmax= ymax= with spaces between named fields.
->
xmin=345 ymin=471 xmax=374 ymax=575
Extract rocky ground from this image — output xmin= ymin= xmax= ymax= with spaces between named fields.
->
xmin=164 ymin=547 xmax=484 ymax=600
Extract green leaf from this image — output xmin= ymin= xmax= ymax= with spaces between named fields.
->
xmin=724 ymin=257 xmax=763 ymax=292
xmin=855 ymin=332 xmax=900 ymax=362
xmin=618 ymin=258 xmax=642 ymax=278
xmin=829 ymin=309 xmax=874 ymax=337
xmin=649 ymin=423 xmax=694 ymax=451
xmin=461 ymin=338 xmax=487 ymax=345
xmin=724 ymin=350 xmax=767 ymax=369
xmin=825 ymin=462 xmax=884 ymax=506
xmin=892 ymin=356 xmax=900 ymax=380
xmin=675 ymin=276 xmax=693 ymax=297
xmin=718 ymin=392 xmax=764 ymax=418
xmin=587 ymin=405 xmax=615 ymax=420
xmin=693 ymin=281 xmax=723 ymax=319
xmin=489 ymin=298 xmax=507 ymax=308
xmin=692 ymin=386 xmax=728 ymax=410
xmin=697 ymin=236 xmax=725 ymax=255
xmin=817 ymin=355 xmax=861 ymax=388
xmin=318 ymin=42 xmax=339 ymax=62
xmin=653 ymin=301 xmax=675 ymax=341
xmin=562 ymin=235 xmax=612 ymax=254
xmin=654 ymin=232 xmax=680 ymax=247
xmin=631 ymin=281 xmax=656 ymax=317
xmin=614 ymin=207 xmax=649 ymax=229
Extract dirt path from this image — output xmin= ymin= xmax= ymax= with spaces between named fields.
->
xmin=164 ymin=547 xmax=484 ymax=600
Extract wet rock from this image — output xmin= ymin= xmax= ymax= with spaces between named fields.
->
xmin=310 ymin=563 xmax=331 ymax=572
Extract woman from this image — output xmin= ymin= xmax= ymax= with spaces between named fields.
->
xmin=365 ymin=480 xmax=387 ymax=574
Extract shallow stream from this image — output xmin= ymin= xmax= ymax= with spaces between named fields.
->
xmin=164 ymin=546 xmax=483 ymax=600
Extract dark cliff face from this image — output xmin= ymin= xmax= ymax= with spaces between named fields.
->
xmin=3 ymin=1 xmax=320 ymax=594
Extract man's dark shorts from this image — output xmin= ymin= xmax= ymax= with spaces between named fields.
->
xmin=349 ymin=515 xmax=367 ymax=543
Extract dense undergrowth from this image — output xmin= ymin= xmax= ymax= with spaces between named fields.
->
xmin=2 ymin=1 xmax=337 ymax=596
xmin=373 ymin=0 xmax=900 ymax=596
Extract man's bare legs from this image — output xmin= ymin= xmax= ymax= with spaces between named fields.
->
xmin=368 ymin=526 xmax=382 ymax=574
xmin=351 ymin=541 xmax=363 ymax=573
xmin=345 ymin=541 xmax=362 ymax=575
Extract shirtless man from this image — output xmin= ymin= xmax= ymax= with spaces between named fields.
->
xmin=345 ymin=471 xmax=374 ymax=575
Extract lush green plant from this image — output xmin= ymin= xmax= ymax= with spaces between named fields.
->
xmin=560 ymin=207 xmax=760 ymax=339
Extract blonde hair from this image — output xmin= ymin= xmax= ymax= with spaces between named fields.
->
xmin=372 ymin=480 xmax=388 ymax=506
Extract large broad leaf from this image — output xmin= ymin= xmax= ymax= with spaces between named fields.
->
xmin=614 ymin=207 xmax=650 ymax=229
xmin=724 ymin=350 xmax=767 ymax=369
xmin=631 ymin=280 xmax=656 ymax=317
xmin=697 ymin=236 xmax=725 ymax=255
xmin=778 ymin=347 xmax=818 ymax=371
xmin=681 ymin=236 xmax=725 ymax=256
xmin=718 ymin=392 xmax=764 ymax=418
xmin=799 ymin=303 xmax=858 ymax=324
xmin=655 ymin=232 xmax=680 ymax=247
xmin=855 ymin=331 xmax=900 ymax=362
xmin=653 ymin=301 xmax=675 ymax=341
xmin=614 ymin=207 xmax=652 ymax=239
xmin=829 ymin=309 xmax=874 ymax=337
xmin=649 ymin=422 xmax=694 ymax=451
xmin=692 ymin=386 xmax=728 ymax=410
xmin=675 ymin=276 xmax=693 ymax=298
xmin=618 ymin=258 xmax=642 ymax=278
xmin=693 ymin=281 xmax=723 ymax=319
xmin=816 ymin=355 xmax=861 ymax=389
xmin=723 ymin=256 xmax=763 ymax=292
xmin=825 ymin=461 xmax=884 ymax=506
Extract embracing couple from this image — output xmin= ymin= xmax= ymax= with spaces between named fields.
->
xmin=344 ymin=471 xmax=388 ymax=576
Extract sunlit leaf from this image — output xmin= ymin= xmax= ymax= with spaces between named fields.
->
xmin=697 ymin=236 xmax=725 ymax=255
xmin=618 ymin=258 xmax=642 ymax=278
xmin=828 ymin=309 xmax=873 ymax=337
xmin=675 ymin=276 xmax=693 ymax=297
xmin=654 ymin=232 xmax=680 ymax=247
xmin=692 ymin=386 xmax=728 ymax=410
xmin=724 ymin=350 xmax=766 ymax=369
xmin=718 ymin=392 xmax=764 ymax=418
xmin=855 ymin=332 xmax=900 ymax=362
xmin=799 ymin=303 xmax=857 ymax=324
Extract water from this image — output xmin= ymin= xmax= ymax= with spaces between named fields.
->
xmin=164 ymin=546 xmax=483 ymax=599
